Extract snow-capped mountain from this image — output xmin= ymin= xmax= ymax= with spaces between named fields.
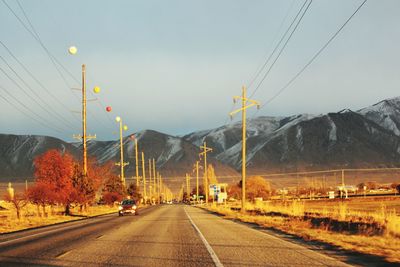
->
xmin=3 ymin=96 xmax=400 ymax=179
xmin=358 ymin=96 xmax=400 ymax=136
xmin=184 ymin=97 xmax=400 ymax=172
xmin=0 ymin=134 xmax=80 ymax=179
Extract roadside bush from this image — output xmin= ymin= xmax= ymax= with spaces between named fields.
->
xmin=102 ymin=192 xmax=123 ymax=205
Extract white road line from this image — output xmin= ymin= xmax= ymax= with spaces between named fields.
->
xmin=184 ymin=207 xmax=224 ymax=267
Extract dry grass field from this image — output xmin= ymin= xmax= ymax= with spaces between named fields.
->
xmin=205 ymin=196 xmax=400 ymax=263
xmin=0 ymin=201 xmax=117 ymax=234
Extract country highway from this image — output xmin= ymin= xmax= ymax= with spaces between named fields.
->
xmin=0 ymin=205 xmax=352 ymax=267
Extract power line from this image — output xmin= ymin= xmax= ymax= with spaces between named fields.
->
xmin=0 ymin=40 xmax=80 ymax=124
xmin=0 ymin=66 xmax=70 ymax=132
xmin=16 ymin=0 xmax=117 ymax=129
xmin=0 ymin=91 xmax=63 ymax=134
xmin=0 ymin=84 xmax=64 ymax=133
xmin=4 ymin=0 xmax=114 ymax=132
xmin=249 ymin=0 xmax=313 ymax=99
xmin=247 ymin=0 xmax=303 ymax=90
xmin=257 ymin=0 xmax=368 ymax=112
xmin=0 ymin=54 xmax=78 ymax=130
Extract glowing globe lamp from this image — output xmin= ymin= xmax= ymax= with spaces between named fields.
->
xmin=123 ymin=125 xmax=128 ymax=131
xmin=68 ymin=46 xmax=77 ymax=55
xmin=93 ymin=86 xmax=100 ymax=94
xmin=115 ymin=116 xmax=121 ymax=122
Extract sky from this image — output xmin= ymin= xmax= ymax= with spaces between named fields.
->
xmin=0 ymin=0 xmax=399 ymax=141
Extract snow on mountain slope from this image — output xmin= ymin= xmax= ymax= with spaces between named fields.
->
xmin=358 ymin=96 xmax=400 ymax=136
xmin=0 ymin=134 xmax=79 ymax=178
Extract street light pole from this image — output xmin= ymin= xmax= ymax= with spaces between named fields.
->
xmin=229 ymin=86 xmax=260 ymax=211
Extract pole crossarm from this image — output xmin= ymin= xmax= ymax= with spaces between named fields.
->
xmin=115 ymin=162 xmax=129 ymax=167
xmin=199 ymin=142 xmax=212 ymax=204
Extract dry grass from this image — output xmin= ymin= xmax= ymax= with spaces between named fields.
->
xmin=0 ymin=201 xmax=116 ymax=234
xmin=205 ymin=198 xmax=400 ymax=263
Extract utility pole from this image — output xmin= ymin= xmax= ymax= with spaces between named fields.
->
xmin=115 ymin=117 xmax=129 ymax=186
xmin=142 ymin=152 xmax=146 ymax=199
xmin=135 ymin=138 xmax=139 ymax=188
xmin=196 ymin=161 xmax=199 ymax=203
xmin=157 ymin=171 xmax=161 ymax=204
xmin=199 ymin=142 xmax=212 ymax=204
xmin=229 ymin=86 xmax=260 ymax=211
xmin=73 ymin=65 xmax=96 ymax=177
xmin=153 ymin=158 xmax=156 ymax=201
xmin=186 ymin=173 xmax=190 ymax=200
xmin=148 ymin=159 xmax=152 ymax=199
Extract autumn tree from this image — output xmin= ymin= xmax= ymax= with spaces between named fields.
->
xmin=34 ymin=149 xmax=75 ymax=215
xmin=27 ymin=182 xmax=56 ymax=216
xmin=246 ymin=176 xmax=271 ymax=201
xmin=227 ymin=176 xmax=272 ymax=201
xmin=4 ymin=192 xmax=28 ymax=220
xmin=127 ymin=183 xmax=142 ymax=202
xmin=227 ymin=182 xmax=241 ymax=199
xmin=203 ymin=164 xmax=218 ymax=195
xmin=102 ymin=173 xmax=125 ymax=205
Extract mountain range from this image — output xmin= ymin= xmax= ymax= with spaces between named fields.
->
xmin=2 ymin=96 xmax=400 ymax=185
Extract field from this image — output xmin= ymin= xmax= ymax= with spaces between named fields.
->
xmin=0 ymin=201 xmax=117 ymax=234
xmin=205 ymin=195 xmax=400 ymax=263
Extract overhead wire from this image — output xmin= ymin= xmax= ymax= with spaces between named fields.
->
xmin=0 ymin=66 xmax=71 ymax=132
xmin=247 ymin=0 xmax=302 ymax=90
xmin=0 ymin=84 xmax=64 ymax=133
xmin=224 ymin=0 xmax=306 ymax=127
xmin=0 ymin=40 xmax=80 ymax=124
xmin=248 ymin=0 xmax=313 ymax=99
xmin=3 ymin=0 xmax=114 ymax=133
xmin=255 ymin=0 xmax=368 ymax=115
xmin=17 ymin=0 xmax=117 ymax=130
xmin=0 ymin=54 xmax=78 ymax=130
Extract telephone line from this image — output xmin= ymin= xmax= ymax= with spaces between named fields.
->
xmin=0 ymin=84 xmax=65 ymax=133
xmin=249 ymin=0 xmax=312 ymax=99
xmin=0 ymin=54 xmax=78 ymax=130
xmin=247 ymin=0 xmax=306 ymax=90
xmin=0 ymin=66 xmax=70 ymax=132
xmin=255 ymin=0 xmax=368 ymax=114
xmin=0 ymin=40 xmax=80 ymax=123
xmin=4 ymin=0 xmax=114 ymax=132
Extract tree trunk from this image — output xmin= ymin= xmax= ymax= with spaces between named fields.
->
xmin=65 ymin=203 xmax=70 ymax=216
xmin=36 ymin=205 xmax=41 ymax=217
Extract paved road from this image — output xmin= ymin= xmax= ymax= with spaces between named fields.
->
xmin=0 ymin=205 xmax=352 ymax=267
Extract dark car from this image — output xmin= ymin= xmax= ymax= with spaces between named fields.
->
xmin=118 ymin=199 xmax=138 ymax=216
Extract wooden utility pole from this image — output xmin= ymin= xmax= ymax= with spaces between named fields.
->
xmin=135 ymin=138 xmax=139 ymax=187
xmin=142 ymin=152 xmax=146 ymax=199
xmin=73 ymin=64 xmax=96 ymax=177
xmin=153 ymin=158 xmax=156 ymax=199
xmin=200 ymin=142 xmax=212 ymax=204
xmin=115 ymin=117 xmax=128 ymax=186
xmin=229 ymin=86 xmax=260 ymax=211
xmin=148 ymin=159 xmax=152 ymax=198
xmin=196 ymin=161 xmax=199 ymax=203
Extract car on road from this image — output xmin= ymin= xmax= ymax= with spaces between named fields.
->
xmin=118 ymin=199 xmax=138 ymax=216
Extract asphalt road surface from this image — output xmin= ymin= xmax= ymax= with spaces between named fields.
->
xmin=0 ymin=205 xmax=353 ymax=267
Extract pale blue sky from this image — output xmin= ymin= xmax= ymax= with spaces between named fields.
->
xmin=1 ymin=0 xmax=399 ymax=141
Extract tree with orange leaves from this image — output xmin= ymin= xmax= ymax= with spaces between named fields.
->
xmin=33 ymin=149 xmax=75 ymax=215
